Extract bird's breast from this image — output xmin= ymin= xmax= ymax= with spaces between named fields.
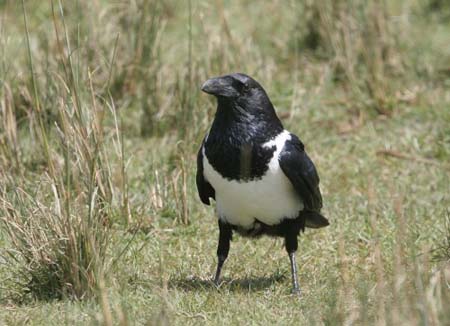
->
xmin=203 ymin=130 xmax=304 ymax=228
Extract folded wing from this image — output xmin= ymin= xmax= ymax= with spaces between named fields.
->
xmin=279 ymin=134 xmax=328 ymax=228
xmin=196 ymin=139 xmax=215 ymax=205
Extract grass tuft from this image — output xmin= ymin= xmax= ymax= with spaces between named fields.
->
xmin=294 ymin=0 xmax=410 ymax=116
xmin=0 ymin=0 xmax=128 ymax=301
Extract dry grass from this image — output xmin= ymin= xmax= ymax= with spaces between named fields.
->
xmin=0 ymin=0 xmax=126 ymax=301
xmin=295 ymin=0 xmax=409 ymax=116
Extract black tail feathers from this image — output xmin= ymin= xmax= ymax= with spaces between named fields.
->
xmin=302 ymin=210 xmax=329 ymax=229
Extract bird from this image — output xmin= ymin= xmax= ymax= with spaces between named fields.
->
xmin=196 ymin=73 xmax=329 ymax=293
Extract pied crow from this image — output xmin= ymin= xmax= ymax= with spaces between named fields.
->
xmin=196 ymin=73 xmax=329 ymax=293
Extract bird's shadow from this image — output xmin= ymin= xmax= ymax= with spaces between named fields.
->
xmin=170 ymin=272 xmax=286 ymax=293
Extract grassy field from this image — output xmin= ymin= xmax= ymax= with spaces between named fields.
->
xmin=0 ymin=0 xmax=449 ymax=324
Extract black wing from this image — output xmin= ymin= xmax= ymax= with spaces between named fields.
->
xmin=196 ymin=139 xmax=215 ymax=205
xmin=279 ymin=134 xmax=323 ymax=211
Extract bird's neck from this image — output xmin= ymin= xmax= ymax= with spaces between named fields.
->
xmin=210 ymin=102 xmax=284 ymax=145
xmin=205 ymin=101 xmax=282 ymax=181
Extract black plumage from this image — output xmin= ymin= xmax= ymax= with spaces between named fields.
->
xmin=196 ymin=137 xmax=215 ymax=205
xmin=196 ymin=73 xmax=329 ymax=293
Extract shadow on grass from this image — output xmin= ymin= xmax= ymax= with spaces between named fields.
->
xmin=170 ymin=272 xmax=287 ymax=292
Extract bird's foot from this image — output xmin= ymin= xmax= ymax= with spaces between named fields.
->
xmin=213 ymin=276 xmax=222 ymax=288
xmin=291 ymin=286 xmax=301 ymax=296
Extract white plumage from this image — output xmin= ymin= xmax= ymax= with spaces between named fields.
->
xmin=203 ymin=130 xmax=304 ymax=229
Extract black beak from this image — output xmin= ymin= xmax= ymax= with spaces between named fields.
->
xmin=201 ymin=76 xmax=238 ymax=98
xmin=201 ymin=77 xmax=221 ymax=94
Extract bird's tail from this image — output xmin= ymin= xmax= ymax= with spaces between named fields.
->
xmin=302 ymin=210 xmax=329 ymax=229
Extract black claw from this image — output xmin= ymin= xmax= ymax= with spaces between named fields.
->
xmin=213 ymin=272 xmax=221 ymax=286
xmin=291 ymin=286 xmax=301 ymax=296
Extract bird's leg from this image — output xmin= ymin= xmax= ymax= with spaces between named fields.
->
xmin=285 ymin=232 xmax=300 ymax=294
xmin=289 ymin=252 xmax=300 ymax=294
xmin=214 ymin=219 xmax=232 ymax=286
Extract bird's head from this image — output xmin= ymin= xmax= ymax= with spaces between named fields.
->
xmin=201 ymin=73 xmax=274 ymax=117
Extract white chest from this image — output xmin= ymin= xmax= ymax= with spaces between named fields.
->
xmin=203 ymin=130 xmax=303 ymax=228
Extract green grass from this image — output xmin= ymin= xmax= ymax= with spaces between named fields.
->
xmin=1 ymin=0 xmax=450 ymax=324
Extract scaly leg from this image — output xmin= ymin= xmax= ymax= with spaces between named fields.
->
xmin=289 ymin=252 xmax=300 ymax=294
xmin=214 ymin=219 xmax=232 ymax=285
xmin=285 ymin=232 xmax=300 ymax=294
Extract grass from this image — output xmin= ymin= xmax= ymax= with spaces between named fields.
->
xmin=0 ymin=0 xmax=450 ymax=324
